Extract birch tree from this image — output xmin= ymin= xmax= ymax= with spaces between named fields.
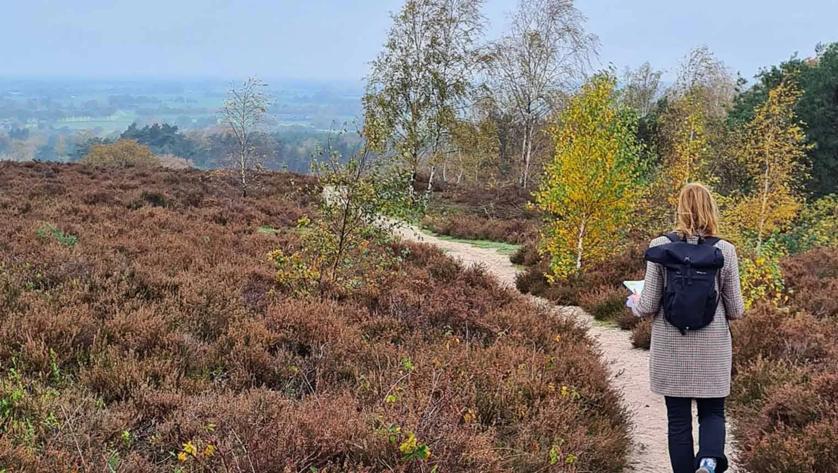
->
xmin=621 ymin=62 xmax=663 ymax=117
xmin=656 ymin=48 xmax=735 ymax=210
xmin=671 ymin=46 xmax=736 ymax=119
xmin=363 ymin=0 xmax=484 ymax=189
xmin=535 ymin=74 xmax=642 ymax=279
xmin=659 ymin=91 xmax=709 ymax=205
xmin=729 ymin=78 xmax=810 ymax=253
xmin=222 ymin=77 xmax=269 ymax=197
xmin=487 ymin=0 xmax=597 ymax=188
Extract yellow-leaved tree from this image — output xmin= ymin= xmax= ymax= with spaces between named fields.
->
xmin=729 ymin=78 xmax=810 ymax=253
xmin=81 ymin=139 xmax=159 ymax=169
xmin=638 ymin=90 xmax=716 ymax=234
xmin=726 ymin=78 xmax=810 ymax=308
xmin=648 ymin=48 xmax=736 ymax=228
xmin=535 ymin=74 xmax=643 ymax=280
xmin=657 ymin=90 xmax=714 ymax=208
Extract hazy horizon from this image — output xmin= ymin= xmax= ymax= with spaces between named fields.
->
xmin=2 ymin=1 xmax=836 ymax=85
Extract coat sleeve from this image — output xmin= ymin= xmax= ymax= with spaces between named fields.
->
xmin=722 ymin=244 xmax=746 ymax=320
xmin=632 ymin=237 xmax=667 ymax=318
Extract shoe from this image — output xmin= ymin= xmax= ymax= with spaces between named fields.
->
xmin=696 ymin=458 xmax=716 ymax=473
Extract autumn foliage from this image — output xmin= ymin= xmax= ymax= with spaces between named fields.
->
xmin=422 ymin=179 xmax=538 ymax=244
xmin=0 ymin=162 xmax=629 ymax=472
xmin=535 ymin=74 xmax=642 ymax=280
xmin=726 ymin=78 xmax=810 ymax=252
xmin=80 ymin=139 xmax=160 ymax=169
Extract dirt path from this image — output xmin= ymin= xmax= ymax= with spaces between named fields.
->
xmin=396 ymin=223 xmax=739 ymax=473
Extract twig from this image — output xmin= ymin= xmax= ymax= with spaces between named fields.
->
xmin=231 ymin=428 xmax=257 ymax=473
xmin=59 ymin=404 xmax=90 ymax=473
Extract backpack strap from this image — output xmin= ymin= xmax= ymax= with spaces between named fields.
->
xmin=701 ymin=235 xmax=725 ymax=315
xmin=665 ymin=231 xmax=722 ymax=246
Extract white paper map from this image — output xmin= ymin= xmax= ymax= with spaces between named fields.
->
xmin=623 ymin=280 xmax=645 ymax=295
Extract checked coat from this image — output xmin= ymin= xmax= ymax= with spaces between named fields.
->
xmin=633 ymin=235 xmax=746 ymax=398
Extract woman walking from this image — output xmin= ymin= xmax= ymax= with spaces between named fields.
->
xmin=629 ymin=183 xmax=745 ymax=473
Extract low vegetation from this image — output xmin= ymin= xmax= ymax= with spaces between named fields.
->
xmin=516 ymin=240 xmax=645 ymax=312
xmin=516 ymin=226 xmax=838 ymax=469
xmin=730 ymin=248 xmax=838 ymax=473
xmin=421 ymin=180 xmax=538 ymax=245
xmin=80 ymin=139 xmax=160 ymax=169
xmin=0 ymin=162 xmax=629 ymax=472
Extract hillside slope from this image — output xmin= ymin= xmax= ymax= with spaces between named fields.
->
xmin=0 ymin=163 xmax=628 ymax=472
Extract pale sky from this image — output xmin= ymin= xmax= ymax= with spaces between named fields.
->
xmin=0 ymin=0 xmax=834 ymax=85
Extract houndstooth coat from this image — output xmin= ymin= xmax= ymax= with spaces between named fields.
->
xmin=633 ymin=235 xmax=746 ymax=398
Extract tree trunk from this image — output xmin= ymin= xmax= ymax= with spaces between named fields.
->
xmin=520 ymin=122 xmax=533 ymax=189
xmin=427 ymin=166 xmax=436 ymax=192
xmin=519 ymin=123 xmax=529 ymax=188
xmin=524 ymin=125 xmax=533 ymax=189
xmin=756 ymin=158 xmax=772 ymax=255
xmin=239 ymin=148 xmax=248 ymax=197
xmin=687 ymin=128 xmax=695 ymax=184
xmin=575 ymin=219 xmax=586 ymax=271
xmin=409 ymin=148 xmax=419 ymax=196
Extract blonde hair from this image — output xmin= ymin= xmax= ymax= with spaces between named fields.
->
xmin=675 ymin=182 xmax=720 ymax=238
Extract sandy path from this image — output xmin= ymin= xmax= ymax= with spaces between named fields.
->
xmin=396 ymin=223 xmax=739 ymax=473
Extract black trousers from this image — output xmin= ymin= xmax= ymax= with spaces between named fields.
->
xmin=664 ymin=396 xmax=728 ymax=473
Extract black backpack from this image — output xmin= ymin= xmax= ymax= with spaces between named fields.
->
xmin=644 ymin=232 xmax=725 ymax=335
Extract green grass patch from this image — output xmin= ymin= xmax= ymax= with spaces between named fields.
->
xmin=425 ymin=230 xmax=521 ymax=256
xmin=257 ymin=225 xmax=279 ymax=235
xmin=591 ymin=318 xmax=618 ymax=329
xmin=36 ymin=224 xmax=78 ymax=247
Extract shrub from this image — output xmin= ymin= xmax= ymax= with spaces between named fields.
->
xmin=630 ymin=319 xmax=652 ymax=349
xmin=516 ymin=261 xmax=586 ymax=306
xmin=729 ymin=247 xmax=838 ymax=473
xmin=422 ymin=214 xmax=537 ymax=244
xmin=580 ymin=287 xmax=629 ymax=322
xmin=517 ymin=241 xmax=646 ymax=311
xmin=80 ymin=139 xmax=160 ymax=169
xmin=510 ymin=241 xmax=541 ymax=266
xmin=422 ymin=179 xmax=539 ymax=245
xmin=780 ymin=247 xmax=838 ymax=318
xmin=778 ymin=194 xmax=838 ymax=253
xmin=0 ymin=162 xmax=630 ymax=472
xmin=35 ymin=223 xmax=78 ymax=247
xmin=617 ymin=310 xmax=641 ymax=330
xmin=739 ymin=242 xmax=787 ymax=309
xmin=139 ymin=190 xmax=168 ymax=207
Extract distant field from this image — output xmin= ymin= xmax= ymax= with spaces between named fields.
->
xmin=0 ymin=78 xmax=363 ymax=133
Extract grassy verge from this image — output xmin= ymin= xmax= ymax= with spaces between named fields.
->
xmin=423 ymin=229 xmax=522 ymax=256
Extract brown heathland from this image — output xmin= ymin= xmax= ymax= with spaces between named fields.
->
xmin=0 ymin=162 xmax=628 ymax=472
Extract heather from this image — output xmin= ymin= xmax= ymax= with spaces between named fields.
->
xmin=420 ymin=179 xmax=539 ymax=245
xmin=518 ymin=239 xmax=838 ymax=470
xmin=0 ymin=162 xmax=629 ymax=472
xmin=729 ymin=248 xmax=838 ymax=473
xmin=515 ymin=240 xmax=645 ymax=316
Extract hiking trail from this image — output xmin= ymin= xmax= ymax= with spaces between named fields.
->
xmin=395 ymin=223 xmax=740 ymax=473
